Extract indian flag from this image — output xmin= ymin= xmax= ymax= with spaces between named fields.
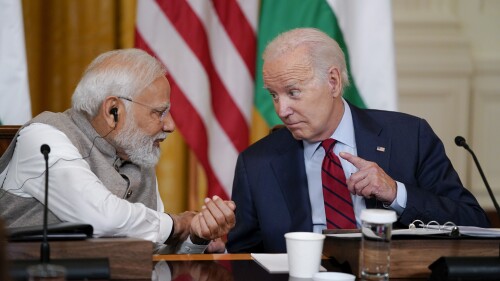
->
xmin=256 ymin=0 xmax=397 ymax=126
xmin=0 ymin=0 xmax=31 ymax=125
xmin=136 ymin=0 xmax=395 ymax=199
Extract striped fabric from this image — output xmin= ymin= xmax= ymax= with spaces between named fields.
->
xmin=321 ymin=139 xmax=356 ymax=229
xmin=135 ymin=0 xmax=258 ymax=199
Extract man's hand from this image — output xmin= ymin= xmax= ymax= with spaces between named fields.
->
xmin=190 ymin=195 xmax=236 ymax=244
xmin=339 ymin=152 xmax=397 ymax=204
xmin=205 ymin=238 xmax=226 ymax=253
xmin=166 ymin=211 xmax=197 ymax=244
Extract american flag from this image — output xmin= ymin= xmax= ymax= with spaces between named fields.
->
xmin=135 ymin=0 xmax=258 ymax=200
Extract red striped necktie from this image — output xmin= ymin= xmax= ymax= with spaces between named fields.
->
xmin=321 ymin=139 xmax=357 ymax=229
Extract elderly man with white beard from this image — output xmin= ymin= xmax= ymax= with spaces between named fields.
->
xmin=0 ymin=49 xmax=235 ymax=253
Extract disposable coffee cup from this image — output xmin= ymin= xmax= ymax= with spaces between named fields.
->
xmin=285 ymin=232 xmax=325 ymax=278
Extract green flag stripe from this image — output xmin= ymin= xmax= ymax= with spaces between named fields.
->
xmin=255 ymin=0 xmax=366 ymax=127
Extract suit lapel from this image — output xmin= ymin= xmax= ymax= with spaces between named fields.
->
xmin=350 ymin=104 xmax=391 ymax=209
xmin=270 ymin=130 xmax=312 ymax=231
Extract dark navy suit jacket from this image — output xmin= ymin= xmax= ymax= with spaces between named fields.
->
xmin=227 ymin=103 xmax=489 ymax=253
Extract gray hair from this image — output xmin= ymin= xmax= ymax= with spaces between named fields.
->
xmin=262 ymin=28 xmax=350 ymax=90
xmin=72 ymin=48 xmax=167 ymax=117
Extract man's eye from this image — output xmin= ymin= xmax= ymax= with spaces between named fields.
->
xmin=270 ymin=93 xmax=278 ymax=100
xmin=153 ymin=110 xmax=163 ymax=117
xmin=289 ymin=90 xmax=300 ymax=97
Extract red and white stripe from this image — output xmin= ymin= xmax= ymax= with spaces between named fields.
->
xmin=135 ymin=0 xmax=258 ymax=199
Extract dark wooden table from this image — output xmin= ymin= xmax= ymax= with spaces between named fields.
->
xmin=150 ymin=253 xmax=425 ymax=281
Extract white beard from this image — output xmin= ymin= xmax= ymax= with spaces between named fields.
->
xmin=114 ymin=116 xmax=167 ymax=168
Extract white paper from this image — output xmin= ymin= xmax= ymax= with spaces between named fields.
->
xmin=251 ymin=253 xmax=289 ymax=273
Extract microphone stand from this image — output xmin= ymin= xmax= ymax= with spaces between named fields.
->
xmin=41 ymin=144 xmax=50 ymax=264
xmin=23 ymin=144 xmax=64 ymax=279
xmin=455 ymin=136 xmax=500 ymax=219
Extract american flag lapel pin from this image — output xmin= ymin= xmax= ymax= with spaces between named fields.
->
xmin=376 ymin=146 xmax=385 ymax=152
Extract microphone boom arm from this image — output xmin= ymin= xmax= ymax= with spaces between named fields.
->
xmin=455 ymin=136 xmax=500 ymax=220
xmin=464 ymin=145 xmax=500 ymax=218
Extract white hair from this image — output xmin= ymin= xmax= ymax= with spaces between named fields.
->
xmin=72 ymin=48 xmax=167 ymax=117
xmin=262 ymin=28 xmax=350 ymax=90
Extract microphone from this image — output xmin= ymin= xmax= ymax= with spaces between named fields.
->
xmin=454 ymin=136 xmax=467 ymax=149
xmin=8 ymin=144 xmax=110 ymax=280
xmin=455 ymin=136 xmax=500 ymax=219
xmin=40 ymin=144 xmax=50 ymax=159
xmin=40 ymin=144 xmax=50 ymax=264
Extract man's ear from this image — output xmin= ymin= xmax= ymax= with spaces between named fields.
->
xmin=101 ymin=96 xmax=121 ymax=128
xmin=328 ymin=66 xmax=342 ymax=98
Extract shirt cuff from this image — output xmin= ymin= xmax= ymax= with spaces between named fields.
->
xmin=159 ymin=213 xmax=174 ymax=244
xmin=384 ymin=181 xmax=407 ymax=215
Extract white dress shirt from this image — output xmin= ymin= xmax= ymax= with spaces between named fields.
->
xmin=0 ymin=123 xmax=207 ymax=252
xmin=303 ymin=99 xmax=407 ymax=233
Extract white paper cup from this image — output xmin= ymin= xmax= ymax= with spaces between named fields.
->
xmin=285 ymin=232 xmax=325 ymax=278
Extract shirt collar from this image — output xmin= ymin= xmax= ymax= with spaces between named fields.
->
xmin=303 ymin=98 xmax=356 ymax=159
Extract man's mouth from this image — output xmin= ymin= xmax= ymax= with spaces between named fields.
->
xmin=284 ymin=121 xmax=302 ymax=128
xmin=153 ymin=138 xmax=165 ymax=147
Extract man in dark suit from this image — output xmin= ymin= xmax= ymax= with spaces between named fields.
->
xmin=227 ymin=28 xmax=489 ymax=253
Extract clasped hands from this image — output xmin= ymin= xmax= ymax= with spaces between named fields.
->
xmin=168 ymin=195 xmax=235 ymax=253
xmin=340 ymin=152 xmax=397 ymax=205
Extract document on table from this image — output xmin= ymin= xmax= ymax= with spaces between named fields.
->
xmin=325 ymin=227 xmax=500 ymax=238
xmin=251 ymin=253 xmax=326 ymax=273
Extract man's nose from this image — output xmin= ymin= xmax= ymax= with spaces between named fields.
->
xmin=162 ymin=113 xmax=175 ymax=133
xmin=276 ymin=99 xmax=292 ymax=118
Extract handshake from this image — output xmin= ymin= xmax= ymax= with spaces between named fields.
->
xmin=167 ymin=195 xmax=236 ymax=253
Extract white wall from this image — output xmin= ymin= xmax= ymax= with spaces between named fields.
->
xmin=393 ymin=0 xmax=500 ymax=210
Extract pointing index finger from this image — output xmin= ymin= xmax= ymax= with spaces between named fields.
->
xmin=339 ymin=152 xmax=366 ymax=169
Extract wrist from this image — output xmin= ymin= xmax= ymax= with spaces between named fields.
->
xmin=165 ymin=214 xmax=176 ymax=244
xmin=166 ymin=214 xmax=182 ymax=244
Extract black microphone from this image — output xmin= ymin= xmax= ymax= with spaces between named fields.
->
xmin=8 ymin=145 xmax=110 ymax=280
xmin=455 ymin=136 xmax=500 ymax=219
xmin=40 ymin=144 xmax=50 ymax=264
xmin=454 ymin=136 xmax=468 ymax=149
xmin=40 ymin=144 xmax=50 ymax=159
